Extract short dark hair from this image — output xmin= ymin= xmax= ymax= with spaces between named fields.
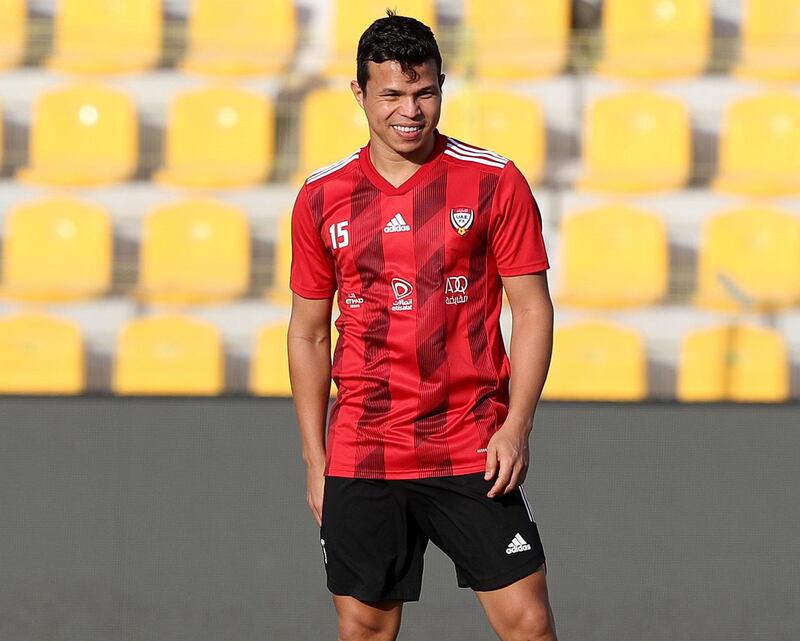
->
xmin=356 ymin=10 xmax=442 ymax=93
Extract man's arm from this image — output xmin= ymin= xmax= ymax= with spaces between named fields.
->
xmin=484 ymin=271 xmax=554 ymax=497
xmin=288 ymin=293 xmax=334 ymax=525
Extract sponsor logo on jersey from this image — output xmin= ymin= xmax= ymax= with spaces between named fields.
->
xmin=391 ymin=277 xmax=413 ymax=311
xmin=445 ymin=275 xmax=469 ymax=305
xmin=450 ymin=207 xmax=474 ymax=235
xmin=506 ymin=533 xmax=531 ymax=554
xmin=344 ymin=292 xmax=364 ymax=308
xmin=384 ymin=213 xmax=410 ymax=233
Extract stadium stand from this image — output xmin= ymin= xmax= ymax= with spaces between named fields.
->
xmin=1 ymin=196 xmax=112 ymax=302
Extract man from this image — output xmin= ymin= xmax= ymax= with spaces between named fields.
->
xmin=287 ymin=11 xmax=557 ymax=641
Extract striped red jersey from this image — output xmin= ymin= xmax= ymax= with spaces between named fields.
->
xmin=290 ymin=130 xmax=549 ymax=479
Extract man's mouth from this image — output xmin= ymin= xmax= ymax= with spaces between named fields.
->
xmin=391 ymin=124 xmax=424 ymax=138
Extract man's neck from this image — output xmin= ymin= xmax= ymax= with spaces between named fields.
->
xmin=368 ymin=133 xmax=437 ymax=188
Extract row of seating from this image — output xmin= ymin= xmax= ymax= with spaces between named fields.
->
xmin=2 ymin=195 xmax=799 ymax=310
xmin=0 ymin=312 xmax=791 ymax=401
xmin=1 ymin=1 xmax=799 ymax=81
xmin=3 ymin=83 xmax=800 ymax=193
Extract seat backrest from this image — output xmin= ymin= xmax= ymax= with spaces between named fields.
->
xmin=741 ymin=0 xmax=800 ymax=51
xmin=250 ymin=322 xmax=291 ymax=396
xmin=163 ymin=86 xmax=273 ymax=180
xmin=461 ymin=0 xmax=570 ymax=79
xmin=113 ymin=315 xmax=223 ymax=395
xmin=298 ymin=89 xmax=369 ymax=179
xmin=0 ymin=0 xmax=26 ymax=68
xmin=678 ymin=325 xmax=789 ymax=402
xmin=718 ymin=92 xmax=800 ymax=177
xmin=28 ymin=83 xmax=138 ymax=176
xmin=560 ymin=204 xmax=668 ymax=308
xmin=2 ymin=196 xmax=111 ymax=301
xmin=695 ymin=206 xmax=800 ymax=310
xmin=442 ymin=87 xmax=545 ymax=183
xmin=139 ymin=199 xmax=250 ymax=304
xmin=0 ymin=313 xmax=84 ymax=394
xmin=581 ymin=90 xmax=690 ymax=188
xmin=542 ymin=320 xmax=647 ymax=401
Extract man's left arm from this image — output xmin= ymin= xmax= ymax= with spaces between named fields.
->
xmin=484 ymin=271 xmax=553 ymax=498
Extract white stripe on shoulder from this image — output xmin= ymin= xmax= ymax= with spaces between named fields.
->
xmin=446 ymin=137 xmax=508 ymax=163
xmin=306 ymin=151 xmax=360 ymax=183
xmin=443 ymin=148 xmax=506 ymax=169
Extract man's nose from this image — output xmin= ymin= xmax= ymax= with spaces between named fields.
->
xmin=398 ymin=95 xmax=422 ymax=117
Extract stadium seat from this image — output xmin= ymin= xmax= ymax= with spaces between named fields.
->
xmin=441 ymin=86 xmax=545 ymax=183
xmin=460 ymin=0 xmax=570 ymax=80
xmin=0 ymin=0 xmax=25 ymax=70
xmin=138 ymin=199 xmax=250 ymax=305
xmin=16 ymin=84 xmax=138 ymax=187
xmin=154 ymin=86 xmax=274 ymax=188
xmin=181 ymin=0 xmax=296 ymax=77
xmin=596 ymin=0 xmax=711 ymax=79
xmin=541 ymin=320 xmax=647 ymax=401
xmin=325 ymin=0 xmax=436 ymax=77
xmin=712 ymin=92 xmax=800 ymax=197
xmin=734 ymin=0 xmax=800 ymax=82
xmin=1 ymin=196 xmax=112 ymax=302
xmin=250 ymin=322 xmax=291 ymax=396
xmin=266 ymin=211 xmax=292 ymax=305
xmin=0 ymin=313 xmax=84 ymax=394
xmin=557 ymin=204 xmax=668 ymax=308
xmin=694 ymin=206 xmax=800 ymax=311
xmin=47 ymin=0 xmax=162 ymax=74
xmin=113 ymin=315 xmax=223 ymax=395
xmin=295 ymin=88 xmax=369 ymax=182
xmin=677 ymin=325 xmax=789 ymax=402
xmin=576 ymin=90 xmax=691 ymax=193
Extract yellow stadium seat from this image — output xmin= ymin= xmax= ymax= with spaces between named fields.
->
xmin=558 ymin=204 xmax=668 ymax=308
xmin=182 ymin=0 xmax=296 ymax=77
xmin=0 ymin=100 xmax=4 ymax=169
xmin=542 ymin=320 xmax=647 ymax=401
xmin=138 ymin=199 xmax=250 ymax=305
xmin=441 ymin=86 xmax=545 ymax=183
xmin=460 ymin=0 xmax=569 ymax=80
xmin=16 ymin=84 xmax=138 ymax=187
xmin=1 ymin=196 xmax=112 ymax=302
xmin=576 ymin=90 xmax=690 ymax=193
xmin=694 ymin=206 xmax=800 ymax=311
xmin=266 ymin=211 xmax=292 ymax=305
xmin=734 ymin=0 xmax=800 ymax=82
xmin=326 ymin=0 xmax=436 ymax=77
xmin=154 ymin=86 xmax=273 ymax=188
xmin=596 ymin=0 xmax=710 ymax=79
xmin=0 ymin=0 xmax=26 ymax=70
xmin=712 ymin=93 xmax=800 ymax=197
xmin=295 ymin=88 xmax=369 ymax=182
xmin=677 ymin=325 xmax=789 ymax=402
xmin=113 ymin=315 xmax=223 ymax=395
xmin=250 ymin=322 xmax=291 ymax=396
xmin=0 ymin=313 xmax=83 ymax=394
xmin=47 ymin=0 xmax=161 ymax=74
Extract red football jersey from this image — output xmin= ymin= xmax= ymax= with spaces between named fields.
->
xmin=290 ymin=130 xmax=549 ymax=479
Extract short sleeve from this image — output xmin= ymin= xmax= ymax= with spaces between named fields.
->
xmin=488 ymin=161 xmax=550 ymax=277
xmin=289 ymin=185 xmax=337 ymax=298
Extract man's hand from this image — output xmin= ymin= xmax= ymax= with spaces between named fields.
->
xmin=306 ymin=463 xmax=326 ymax=526
xmin=484 ymin=423 xmax=531 ymax=498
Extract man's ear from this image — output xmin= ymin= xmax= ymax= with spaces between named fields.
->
xmin=439 ymin=73 xmax=446 ymax=91
xmin=351 ymin=80 xmax=365 ymax=109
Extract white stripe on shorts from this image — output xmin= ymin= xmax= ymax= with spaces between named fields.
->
xmin=518 ymin=485 xmax=534 ymax=522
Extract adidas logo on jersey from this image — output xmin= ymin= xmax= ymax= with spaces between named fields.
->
xmin=384 ymin=213 xmax=410 ymax=233
xmin=506 ymin=533 xmax=531 ymax=554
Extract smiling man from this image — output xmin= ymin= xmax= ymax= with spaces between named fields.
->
xmin=287 ymin=10 xmax=557 ymax=641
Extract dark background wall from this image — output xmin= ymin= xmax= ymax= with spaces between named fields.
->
xmin=1 ymin=398 xmax=797 ymax=641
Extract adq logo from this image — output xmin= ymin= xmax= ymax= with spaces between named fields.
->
xmin=445 ymin=275 xmax=469 ymax=305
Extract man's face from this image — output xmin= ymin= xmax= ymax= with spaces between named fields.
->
xmin=351 ymin=59 xmax=444 ymax=157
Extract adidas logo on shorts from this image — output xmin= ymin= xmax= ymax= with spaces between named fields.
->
xmin=506 ymin=532 xmax=531 ymax=554
xmin=384 ymin=213 xmax=410 ymax=233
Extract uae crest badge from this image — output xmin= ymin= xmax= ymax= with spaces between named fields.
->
xmin=450 ymin=207 xmax=474 ymax=236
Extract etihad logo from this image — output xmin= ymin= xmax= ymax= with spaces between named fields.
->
xmin=384 ymin=213 xmax=410 ymax=233
xmin=445 ymin=275 xmax=468 ymax=305
xmin=344 ymin=292 xmax=364 ymax=308
xmin=391 ymin=277 xmax=413 ymax=311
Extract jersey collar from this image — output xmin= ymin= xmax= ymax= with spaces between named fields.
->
xmin=359 ymin=129 xmax=447 ymax=196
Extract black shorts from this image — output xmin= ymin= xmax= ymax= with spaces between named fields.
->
xmin=318 ymin=471 xmax=546 ymax=602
